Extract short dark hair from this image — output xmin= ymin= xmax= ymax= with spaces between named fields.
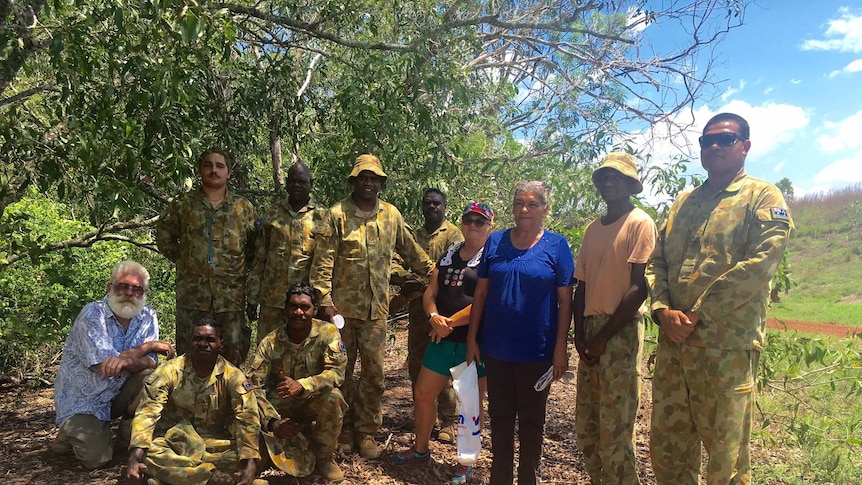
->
xmin=423 ymin=188 xmax=446 ymax=204
xmin=192 ymin=317 xmax=222 ymax=337
xmin=285 ymin=281 xmax=319 ymax=308
xmin=704 ymin=113 xmax=750 ymax=140
xmin=287 ymin=162 xmax=313 ymax=182
xmin=198 ymin=149 xmax=233 ymax=170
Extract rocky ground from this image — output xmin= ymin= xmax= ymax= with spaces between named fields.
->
xmin=1 ymin=318 xmax=856 ymax=485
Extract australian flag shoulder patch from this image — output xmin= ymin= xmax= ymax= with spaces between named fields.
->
xmin=770 ymin=207 xmax=790 ymax=222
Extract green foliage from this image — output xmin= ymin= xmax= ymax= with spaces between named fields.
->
xmin=776 ymin=177 xmax=795 ymax=202
xmin=0 ymin=190 xmax=126 ymax=374
xmin=756 ymin=331 xmax=862 ymax=483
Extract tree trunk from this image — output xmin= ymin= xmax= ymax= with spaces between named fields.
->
xmin=270 ymin=124 xmax=284 ymax=189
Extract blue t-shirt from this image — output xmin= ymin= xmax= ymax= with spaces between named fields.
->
xmin=478 ymin=229 xmax=574 ymax=362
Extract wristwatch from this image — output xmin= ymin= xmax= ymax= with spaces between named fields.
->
xmin=429 ymin=312 xmax=438 ymax=320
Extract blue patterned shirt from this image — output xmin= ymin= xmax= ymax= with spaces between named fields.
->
xmin=53 ymin=298 xmax=159 ymax=425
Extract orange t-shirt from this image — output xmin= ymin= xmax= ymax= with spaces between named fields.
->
xmin=574 ymin=207 xmax=657 ymax=317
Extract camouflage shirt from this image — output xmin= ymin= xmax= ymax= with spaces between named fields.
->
xmin=391 ymin=219 xmax=463 ymax=288
xmin=310 ymin=197 xmax=434 ymax=320
xmin=156 ymin=188 xmax=258 ymax=312
xmin=247 ymin=319 xmax=347 ymax=423
xmin=647 ymin=171 xmax=793 ymax=350
xmin=130 ymin=355 xmax=261 ymax=461
xmin=247 ymin=199 xmax=326 ymax=309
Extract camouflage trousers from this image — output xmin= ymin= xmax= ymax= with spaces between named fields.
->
xmin=262 ymin=388 xmax=347 ymax=476
xmin=256 ymin=306 xmax=284 ymax=345
xmin=176 ymin=308 xmax=251 ymax=366
xmin=650 ymin=339 xmax=758 ymax=485
xmin=407 ymin=300 xmax=458 ymax=426
xmin=341 ymin=317 xmax=386 ymax=435
xmin=575 ymin=314 xmax=644 ymax=485
xmin=144 ymin=422 xmax=245 ymax=485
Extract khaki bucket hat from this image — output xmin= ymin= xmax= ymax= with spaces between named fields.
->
xmin=348 ymin=154 xmax=387 ymax=181
xmin=591 ymin=152 xmax=644 ymax=194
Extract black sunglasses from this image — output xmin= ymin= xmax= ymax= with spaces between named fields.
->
xmin=113 ymin=283 xmax=146 ymax=297
xmin=698 ymin=132 xmax=746 ymax=149
xmin=461 ymin=217 xmax=488 ymax=227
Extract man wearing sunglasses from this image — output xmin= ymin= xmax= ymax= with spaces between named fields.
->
xmin=53 ymin=261 xmax=175 ymax=469
xmin=389 ymin=188 xmax=463 ymax=444
xmin=647 ymin=113 xmax=794 ymax=484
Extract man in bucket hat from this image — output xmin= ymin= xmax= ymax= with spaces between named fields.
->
xmin=310 ymin=154 xmax=434 ymax=459
xmin=573 ymin=152 xmax=657 ymax=484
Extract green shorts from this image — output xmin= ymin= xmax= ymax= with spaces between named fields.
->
xmin=422 ymin=340 xmax=487 ymax=378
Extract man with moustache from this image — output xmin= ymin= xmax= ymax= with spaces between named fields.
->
xmin=247 ymin=162 xmax=326 ymax=343
xmin=390 ymin=188 xmax=463 ymax=442
xmin=53 ymin=260 xmax=175 ymax=470
xmin=248 ymin=282 xmax=348 ymax=482
xmin=157 ymin=149 xmax=258 ymax=365
xmin=126 ymin=319 xmax=266 ymax=485
xmin=647 ymin=113 xmax=793 ymax=484
xmin=310 ymin=154 xmax=434 ymax=458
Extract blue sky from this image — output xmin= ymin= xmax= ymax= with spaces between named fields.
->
xmin=633 ymin=2 xmax=862 ymax=198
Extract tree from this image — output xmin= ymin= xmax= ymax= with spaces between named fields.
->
xmin=776 ymin=177 xmax=795 ymax=202
xmin=2 ymin=0 xmax=747 ymax=268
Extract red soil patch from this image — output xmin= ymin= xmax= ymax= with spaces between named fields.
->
xmin=766 ymin=318 xmax=862 ymax=338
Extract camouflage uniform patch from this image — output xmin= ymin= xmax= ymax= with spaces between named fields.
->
xmin=248 ymin=320 xmax=347 ymax=475
xmin=248 ymin=199 xmax=325 ymax=343
xmin=129 ymin=355 xmax=260 ymax=485
xmin=156 ymin=189 xmax=258 ymax=360
xmin=646 ymin=171 xmax=792 ymax=485
xmin=309 ymin=197 xmax=433 ymax=435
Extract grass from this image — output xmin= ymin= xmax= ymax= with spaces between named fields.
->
xmin=769 ymin=184 xmax=862 ymax=326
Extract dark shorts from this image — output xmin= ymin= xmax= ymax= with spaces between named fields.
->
xmin=422 ymin=340 xmax=487 ymax=378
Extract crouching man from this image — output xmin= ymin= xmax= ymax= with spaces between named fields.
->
xmin=53 ymin=260 xmax=174 ymax=469
xmin=125 ymin=319 xmax=266 ymax=485
xmin=248 ymin=282 xmax=348 ymax=482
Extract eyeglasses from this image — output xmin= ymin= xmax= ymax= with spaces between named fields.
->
xmin=461 ymin=217 xmax=488 ymax=227
xmin=698 ymin=132 xmax=746 ymax=149
xmin=113 ymin=283 xmax=146 ymax=297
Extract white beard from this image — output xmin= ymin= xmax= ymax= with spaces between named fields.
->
xmin=107 ymin=293 xmax=146 ymax=320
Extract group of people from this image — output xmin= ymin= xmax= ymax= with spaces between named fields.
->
xmin=51 ymin=112 xmax=793 ymax=485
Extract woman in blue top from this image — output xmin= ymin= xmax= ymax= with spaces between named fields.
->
xmin=466 ymin=181 xmax=574 ymax=485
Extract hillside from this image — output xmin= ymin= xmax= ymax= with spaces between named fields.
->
xmin=769 ymin=184 xmax=862 ymax=325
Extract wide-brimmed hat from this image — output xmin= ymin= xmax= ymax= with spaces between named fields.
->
xmin=591 ymin=152 xmax=644 ymax=194
xmin=348 ymin=154 xmax=387 ymax=181
xmin=462 ymin=201 xmax=495 ymax=221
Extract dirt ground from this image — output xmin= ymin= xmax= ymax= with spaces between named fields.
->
xmin=0 ymin=318 xmax=856 ymax=485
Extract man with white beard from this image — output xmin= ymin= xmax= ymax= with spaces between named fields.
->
xmin=52 ymin=260 xmax=175 ymax=469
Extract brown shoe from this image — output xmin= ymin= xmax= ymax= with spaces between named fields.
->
xmin=437 ymin=423 xmax=457 ymax=444
xmin=337 ymin=427 xmax=354 ymax=454
xmin=316 ymin=457 xmax=345 ymax=482
xmin=356 ymin=434 xmax=381 ymax=459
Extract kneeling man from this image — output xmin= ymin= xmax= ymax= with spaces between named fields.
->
xmin=126 ymin=319 xmax=265 ymax=485
xmin=53 ymin=260 xmax=174 ymax=469
xmin=249 ymin=282 xmax=348 ymax=482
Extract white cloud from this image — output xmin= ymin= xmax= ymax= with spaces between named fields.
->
xmin=720 ymin=79 xmax=745 ymax=101
xmin=817 ymin=109 xmax=862 ymax=152
xmin=626 ymin=7 xmax=650 ymax=33
xmin=773 ymin=160 xmax=785 ymax=172
xmin=763 ymin=87 xmax=773 ymax=95
xmin=801 ymin=7 xmax=862 ymax=53
xmin=814 ymin=154 xmax=862 ymax=187
xmin=620 ymin=100 xmax=808 ymax=203
xmin=790 ymin=79 xmax=802 ymax=84
xmin=828 ymin=58 xmax=862 ymax=77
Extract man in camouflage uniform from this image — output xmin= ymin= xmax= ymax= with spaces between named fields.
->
xmin=156 ymin=149 xmax=258 ymax=365
xmin=310 ymin=154 xmax=434 ymax=459
xmin=390 ymin=188 xmax=463 ymax=443
xmin=647 ymin=113 xmax=793 ymax=485
xmin=247 ymin=162 xmax=325 ymax=343
xmin=125 ymin=318 xmax=265 ymax=485
xmin=248 ymin=282 xmax=348 ymax=482
xmin=573 ymin=153 xmax=657 ymax=484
